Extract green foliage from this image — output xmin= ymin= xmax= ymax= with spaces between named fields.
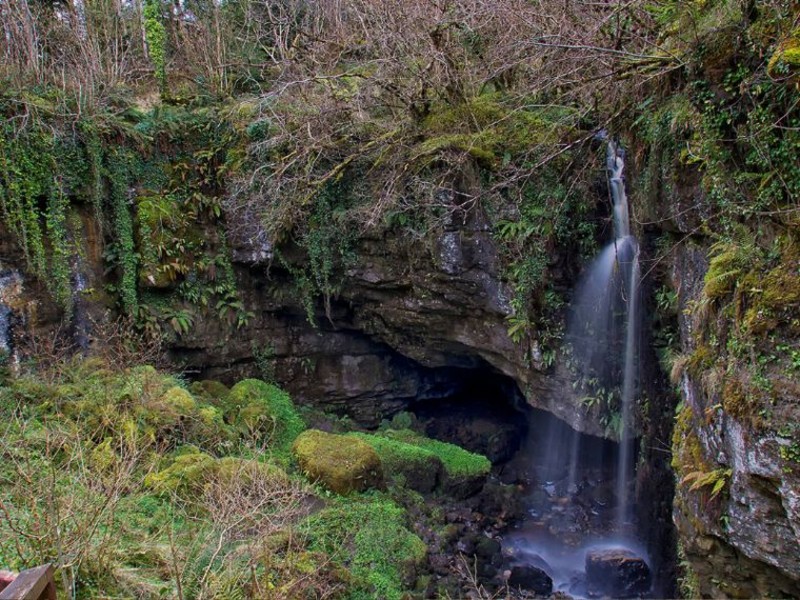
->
xmin=106 ymin=148 xmax=140 ymax=315
xmin=0 ymin=114 xmax=86 ymax=314
xmin=251 ymin=341 xmax=277 ymax=382
xmin=1 ymin=90 xmax=251 ymax=335
xmin=495 ymin=168 xmax=595 ymax=352
xmin=0 ymin=359 xmax=325 ymax=598
xmin=143 ymin=0 xmax=168 ymax=93
xmin=702 ymin=227 xmax=760 ymax=301
xmin=681 ymin=467 xmax=732 ymax=500
xmin=302 ymin=494 xmax=426 ymax=600
xmin=636 ymin=3 xmax=800 ymax=230
xmin=226 ymin=379 xmax=305 ymax=456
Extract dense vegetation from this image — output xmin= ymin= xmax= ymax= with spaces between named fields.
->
xmin=1 ymin=0 xmax=799 ymax=597
xmin=2 ymin=0 xmax=797 ymax=350
xmin=0 ymin=356 xmax=494 ymax=598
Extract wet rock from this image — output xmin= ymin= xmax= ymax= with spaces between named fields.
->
xmin=507 ymin=565 xmax=553 ymax=596
xmin=456 ymin=532 xmax=478 ymax=555
xmin=416 ymin=395 xmax=526 ymax=463
xmin=475 ymin=536 xmax=501 ymax=561
xmin=585 ymin=548 xmax=651 ymax=598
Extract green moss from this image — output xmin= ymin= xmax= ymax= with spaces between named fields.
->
xmin=741 ymin=236 xmax=800 ymax=336
xmin=378 ymin=429 xmax=490 ymax=478
xmin=347 ymin=432 xmax=442 ymax=492
xmin=419 ymin=94 xmax=574 ymax=164
xmin=374 ymin=429 xmax=490 ymax=497
xmin=190 ymin=380 xmax=230 ymax=403
xmin=302 ymin=494 xmax=426 ymax=600
xmin=226 ymin=379 xmax=305 ymax=454
xmin=292 ymin=429 xmax=384 ymax=494
xmin=768 ymin=31 xmax=800 ymax=78
xmin=671 ymin=404 xmax=709 ymax=478
xmin=686 ymin=344 xmax=716 ymax=376
xmin=144 ymin=446 xmax=217 ymax=494
xmin=145 ymin=448 xmax=289 ymax=498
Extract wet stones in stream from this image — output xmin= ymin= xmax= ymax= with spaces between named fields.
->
xmin=585 ymin=548 xmax=652 ymax=598
xmin=507 ymin=565 xmax=554 ymax=596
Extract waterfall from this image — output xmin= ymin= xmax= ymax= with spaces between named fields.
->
xmin=568 ymin=139 xmax=640 ymax=527
xmin=0 ymin=269 xmax=23 ymax=370
xmin=501 ymin=138 xmax=652 ymax=598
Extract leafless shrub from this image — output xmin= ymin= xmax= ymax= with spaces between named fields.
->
xmin=85 ymin=313 xmax=167 ymax=372
xmin=16 ymin=313 xmax=165 ymax=381
xmin=452 ymin=553 xmax=512 ymax=600
xmin=0 ymin=411 xmax=154 ymax=599
xmin=166 ymin=458 xmax=343 ymax=600
xmin=225 ymin=0 xmax=681 ymax=244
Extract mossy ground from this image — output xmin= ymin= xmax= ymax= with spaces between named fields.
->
xmin=0 ymin=358 xmax=490 ymax=598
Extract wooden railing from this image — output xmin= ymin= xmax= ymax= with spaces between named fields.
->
xmin=0 ymin=564 xmax=57 ymax=600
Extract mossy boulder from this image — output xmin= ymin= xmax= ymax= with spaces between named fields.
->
xmin=144 ymin=446 xmax=217 ymax=495
xmin=378 ymin=429 xmax=491 ymax=498
xmin=767 ymin=29 xmax=800 ymax=82
xmin=347 ymin=432 xmax=442 ymax=493
xmin=303 ymin=496 xmax=426 ymax=598
xmin=292 ymin=429 xmax=384 ymax=494
xmin=190 ymin=379 xmax=230 ymax=404
xmin=226 ymin=379 xmax=305 ymax=452
xmin=136 ymin=385 xmax=197 ymax=437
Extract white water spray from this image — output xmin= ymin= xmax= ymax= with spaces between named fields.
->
xmin=568 ymin=139 xmax=640 ymax=527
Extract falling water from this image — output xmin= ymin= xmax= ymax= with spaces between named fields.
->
xmin=610 ymin=139 xmax=640 ymax=527
xmin=503 ymin=138 xmax=648 ymax=597
xmin=568 ymin=139 xmax=640 ymax=527
xmin=0 ymin=269 xmax=23 ymax=369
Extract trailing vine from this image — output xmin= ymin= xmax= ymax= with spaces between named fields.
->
xmin=45 ymin=170 xmax=74 ymax=315
xmin=106 ymin=148 xmax=139 ymax=315
xmin=143 ymin=0 xmax=168 ymax=93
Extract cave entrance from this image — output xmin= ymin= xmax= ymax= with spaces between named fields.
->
xmin=407 ymin=366 xmax=529 ymax=464
xmin=520 ymin=408 xmax=631 ymax=487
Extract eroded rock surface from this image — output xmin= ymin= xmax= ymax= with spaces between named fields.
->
xmin=670 ymin=242 xmax=800 ymax=598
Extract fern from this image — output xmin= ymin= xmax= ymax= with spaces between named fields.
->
xmin=681 ymin=467 xmax=732 ymax=499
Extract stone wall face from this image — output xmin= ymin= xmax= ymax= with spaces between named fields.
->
xmin=670 ymin=241 xmax=800 ymax=598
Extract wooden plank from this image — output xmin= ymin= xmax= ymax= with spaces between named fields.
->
xmin=0 ymin=564 xmax=56 ymax=600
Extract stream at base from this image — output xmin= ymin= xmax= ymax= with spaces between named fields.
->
xmin=500 ymin=411 xmax=652 ymax=598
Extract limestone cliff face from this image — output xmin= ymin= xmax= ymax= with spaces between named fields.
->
xmin=175 ymin=206 xmax=602 ymax=433
xmin=0 ymin=198 xmax=605 ymax=435
xmin=665 ymin=210 xmax=800 ymax=597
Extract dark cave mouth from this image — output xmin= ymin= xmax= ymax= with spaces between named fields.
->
xmin=402 ymin=364 xmax=636 ymax=474
xmin=405 ymin=366 xmax=530 ymax=464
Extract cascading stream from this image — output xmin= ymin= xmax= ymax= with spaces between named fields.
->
xmin=608 ymin=138 xmax=641 ymax=527
xmin=569 ymin=139 xmax=640 ymax=527
xmin=503 ymin=138 xmax=650 ymax=598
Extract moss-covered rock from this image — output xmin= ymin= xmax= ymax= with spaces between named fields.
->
xmin=226 ymin=379 xmax=305 ymax=453
xmin=145 ymin=447 xmax=290 ymax=497
xmin=767 ymin=28 xmax=800 ymax=82
xmin=347 ymin=432 xmax=442 ymax=492
xmin=292 ymin=429 xmax=384 ymax=494
xmin=303 ymin=495 xmax=426 ymax=599
xmin=144 ymin=446 xmax=217 ymax=495
xmin=378 ymin=429 xmax=491 ymax=498
xmin=190 ymin=379 xmax=230 ymax=404
xmin=134 ymin=385 xmax=196 ymax=440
